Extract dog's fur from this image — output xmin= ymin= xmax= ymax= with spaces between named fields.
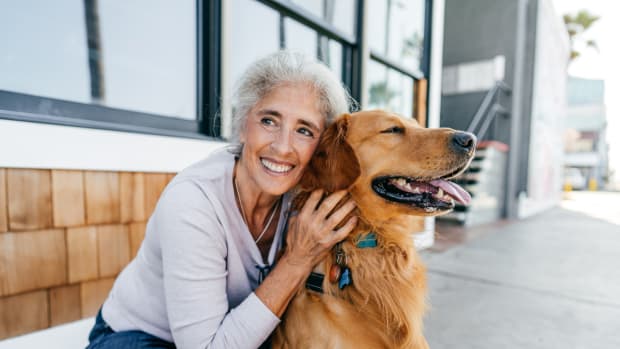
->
xmin=273 ymin=110 xmax=475 ymax=349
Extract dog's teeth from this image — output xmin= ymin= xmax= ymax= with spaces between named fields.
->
xmin=437 ymin=188 xmax=444 ymax=197
xmin=424 ymin=207 xmax=437 ymax=213
xmin=413 ymin=187 xmax=421 ymax=194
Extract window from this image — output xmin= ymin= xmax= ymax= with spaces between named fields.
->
xmin=284 ymin=18 xmax=319 ymax=58
xmin=1 ymin=0 xmax=431 ymax=139
xmin=367 ymin=60 xmax=414 ymax=117
xmin=226 ymin=0 xmax=357 ymax=138
xmin=365 ymin=0 xmax=429 ymax=121
xmin=368 ymin=0 xmax=427 ymax=73
xmin=1 ymin=0 xmax=92 ymax=105
xmin=289 ymin=0 xmax=356 ymax=38
xmin=229 ymin=0 xmax=280 ymax=89
xmin=94 ymin=1 xmax=196 ymax=119
xmin=319 ymin=38 xmax=344 ymax=82
xmin=0 ymin=0 xmax=204 ymax=138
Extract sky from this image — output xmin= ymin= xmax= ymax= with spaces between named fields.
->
xmin=551 ymin=0 xmax=620 ymax=187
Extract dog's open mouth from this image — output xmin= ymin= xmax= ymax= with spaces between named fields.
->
xmin=372 ymin=176 xmax=471 ymax=212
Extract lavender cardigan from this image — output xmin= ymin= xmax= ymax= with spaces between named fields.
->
xmin=102 ymin=148 xmax=291 ymax=348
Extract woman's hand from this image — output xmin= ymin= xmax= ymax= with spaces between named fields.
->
xmin=283 ymin=189 xmax=358 ymax=270
xmin=255 ymin=190 xmax=356 ymax=317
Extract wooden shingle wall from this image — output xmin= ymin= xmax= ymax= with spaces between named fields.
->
xmin=0 ymin=168 xmax=174 ymax=339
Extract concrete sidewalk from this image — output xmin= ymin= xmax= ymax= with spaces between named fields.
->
xmin=422 ymin=192 xmax=620 ymax=348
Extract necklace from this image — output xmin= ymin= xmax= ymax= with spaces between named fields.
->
xmin=234 ymin=176 xmax=281 ymax=244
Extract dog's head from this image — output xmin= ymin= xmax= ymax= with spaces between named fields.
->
xmin=299 ymin=110 xmax=476 ymax=222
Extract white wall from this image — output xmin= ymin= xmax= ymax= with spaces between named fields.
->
xmin=0 ymin=119 xmax=225 ymax=172
xmin=518 ymin=0 xmax=569 ymax=217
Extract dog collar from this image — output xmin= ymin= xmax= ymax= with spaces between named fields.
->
xmin=305 ymin=232 xmax=378 ymax=293
xmin=305 ymin=272 xmax=325 ymax=293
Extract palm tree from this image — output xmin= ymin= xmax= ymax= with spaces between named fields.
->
xmin=563 ymin=10 xmax=600 ymax=62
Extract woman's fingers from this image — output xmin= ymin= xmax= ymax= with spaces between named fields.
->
xmin=300 ymin=189 xmax=324 ymax=217
xmin=285 ymin=190 xmax=358 ymax=268
xmin=331 ymin=216 xmax=358 ymax=243
xmin=325 ymin=199 xmax=356 ymax=228
xmin=314 ymin=190 xmax=349 ymax=218
xmin=315 ymin=199 xmax=356 ymax=247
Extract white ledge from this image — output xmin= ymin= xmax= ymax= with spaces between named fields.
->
xmin=0 ymin=119 xmax=227 ymax=172
xmin=0 ymin=318 xmax=93 ymax=349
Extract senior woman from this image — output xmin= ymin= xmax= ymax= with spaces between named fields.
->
xmin=85 ymin=50 xmax=357 ymax=349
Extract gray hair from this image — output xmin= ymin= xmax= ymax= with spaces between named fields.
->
xmin=229 ymin=50 xmax=356 ymax=154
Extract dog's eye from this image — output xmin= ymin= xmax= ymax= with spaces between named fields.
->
xmin=381 ymin=126 xmax=405 ymax=134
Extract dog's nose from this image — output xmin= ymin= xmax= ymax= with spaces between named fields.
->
xmin=451 ymin=132 xmax=476 ymax=153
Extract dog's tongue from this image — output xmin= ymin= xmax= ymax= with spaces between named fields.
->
xmin=430 ymin=180 xmax=471 ymax=205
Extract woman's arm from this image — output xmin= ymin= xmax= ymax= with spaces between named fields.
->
xmin=255 ymin=189 xmax=358 ymax=317
xmin=158 ymin=184 xmax=355 ymax=348
xmin=158 ymin=181 xmax=279 ymax=349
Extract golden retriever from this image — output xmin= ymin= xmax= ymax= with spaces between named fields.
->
xmin=273 ymin=110 xmax=476 ymax=349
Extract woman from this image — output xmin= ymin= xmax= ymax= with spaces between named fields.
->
xmin=86 ymin=51 xmax=358 ymax=349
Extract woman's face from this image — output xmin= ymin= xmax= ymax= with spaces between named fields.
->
xmin=239 ymin=83 xmax=325 ymax=196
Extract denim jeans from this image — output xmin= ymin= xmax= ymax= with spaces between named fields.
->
xmin=86 ymin=309 xmax=175 ymax=349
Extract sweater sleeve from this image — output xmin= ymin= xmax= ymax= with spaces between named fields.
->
xmin=156 ymin=181 xmax=280 ymax=349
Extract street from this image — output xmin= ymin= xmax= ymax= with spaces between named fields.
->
xmin=422 ymin=191 xmax=620 ymax=348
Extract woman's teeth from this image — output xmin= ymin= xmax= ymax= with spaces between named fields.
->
xmin=261 ymin=159 xmax=293 ymax=173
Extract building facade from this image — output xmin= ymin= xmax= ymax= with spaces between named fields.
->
xmin=439 ymin=0 xmax=569 ymax=219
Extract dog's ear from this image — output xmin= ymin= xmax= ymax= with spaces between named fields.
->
xmin=300 ymin=114 xmax=360 ymax=192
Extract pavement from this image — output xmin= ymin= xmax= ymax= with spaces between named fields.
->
xmin=421 ymin=191 xmax=620 ymax=349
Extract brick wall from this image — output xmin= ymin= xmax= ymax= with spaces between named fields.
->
xmin=0 ymin=168 xmax=174 ymax=339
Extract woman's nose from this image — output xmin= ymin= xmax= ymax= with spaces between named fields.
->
xmin=270 ymin=129 xmax=294 ymax=155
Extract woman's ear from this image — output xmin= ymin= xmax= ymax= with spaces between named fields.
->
xmin=300 ymin=114 xmax=360 ymax=192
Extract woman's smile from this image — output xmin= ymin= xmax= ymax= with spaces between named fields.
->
xmin=260 ymin=157 xmax=295 ymax=174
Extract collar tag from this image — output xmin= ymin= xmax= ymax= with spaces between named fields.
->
xmin=356 ymin=232 xmax=378 ymax=248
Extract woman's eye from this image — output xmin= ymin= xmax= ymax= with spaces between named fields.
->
xmin=260 ymin=117 xmax=276 ymax=126
xmin=381 ymin=126 xmax=405 ymax=134
xmin=297 ymin=127 xmax=314 ymax=137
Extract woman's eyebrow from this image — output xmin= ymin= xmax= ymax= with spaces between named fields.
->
xmin=299 ymin=119 xmax=321 ymax=133
xmin=258 ymin=109 xmax=282 ymax=117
